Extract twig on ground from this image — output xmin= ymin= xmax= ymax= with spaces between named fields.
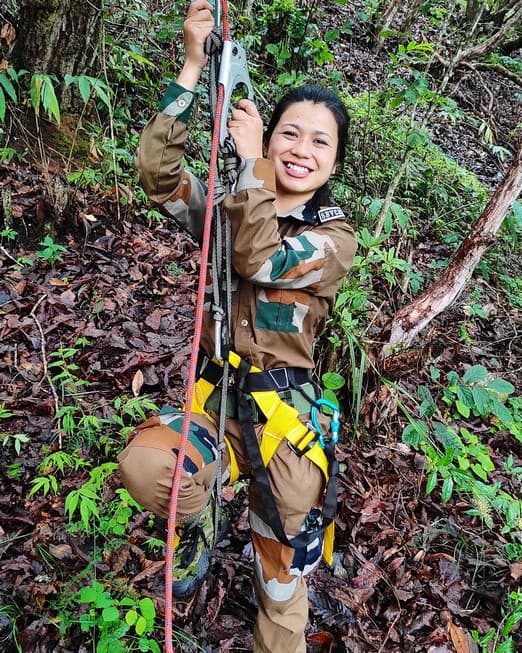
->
xmin=29 ymin=295 xmax=62 ymax=447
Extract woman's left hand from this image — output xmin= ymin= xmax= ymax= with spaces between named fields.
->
xmin=227 ymin=99 xmax=264 ymax=159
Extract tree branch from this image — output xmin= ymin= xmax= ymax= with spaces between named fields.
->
xmin=381 ymin=137 xmax=522 ymax=357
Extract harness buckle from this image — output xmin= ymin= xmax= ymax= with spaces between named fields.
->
xmin=287 ymin=433 xmax=319 ymax=458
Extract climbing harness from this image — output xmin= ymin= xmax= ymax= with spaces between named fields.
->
xmin=193 ymin=350 xmax=340 ymax=566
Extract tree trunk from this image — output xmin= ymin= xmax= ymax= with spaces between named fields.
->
xmin=465 ymin=0 xmax=480 ymax=23
xmin=11 ymin=0 xmax=103 ymax=113
xmin=458 ymin=3 xmax=522 ymax=62
xmin=381 ymin=137 xmax=522 ymax=357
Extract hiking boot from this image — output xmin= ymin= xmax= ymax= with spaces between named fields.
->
xmin=173 ymin=495 xmax=228 ymax=599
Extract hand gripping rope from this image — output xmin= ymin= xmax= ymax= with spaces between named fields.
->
xmin=164 ymin=3 xmax=253 ymax=651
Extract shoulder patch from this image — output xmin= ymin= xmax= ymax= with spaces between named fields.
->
xmin=317 ymin=207 xmax=345 ymax=223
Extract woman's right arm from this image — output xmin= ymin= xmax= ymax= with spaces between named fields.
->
xmin=135 ymin=1 xmax=214 ymax=243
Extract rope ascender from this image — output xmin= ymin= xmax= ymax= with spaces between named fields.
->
xmin=164 ymin=2 xmax=253 ymax=651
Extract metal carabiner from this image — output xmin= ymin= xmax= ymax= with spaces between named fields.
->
xmin=310 ymin=399 xmax=340 ymax=449
xmin=218 ymin=40 xmax=254 ymax=146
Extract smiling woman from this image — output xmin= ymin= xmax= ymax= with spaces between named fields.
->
xmin=118 ymin=3 xmax=357 ymax=652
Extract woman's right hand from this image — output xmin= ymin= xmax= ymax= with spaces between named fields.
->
xmin=178 ymin=0 xmax=214 ymax=90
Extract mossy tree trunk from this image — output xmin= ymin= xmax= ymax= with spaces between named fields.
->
xmin=11 ymin=0 xmax=103 ymax=113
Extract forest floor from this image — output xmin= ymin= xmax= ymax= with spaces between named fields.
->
xmin=1 ymin=3 xmax=521 ymax=653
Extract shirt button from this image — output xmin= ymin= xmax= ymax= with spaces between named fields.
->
xmin=240 ymin=319 xmax=248 ymax=327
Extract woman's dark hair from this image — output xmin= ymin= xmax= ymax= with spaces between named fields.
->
xmin=263 ymin=85 xmax=350 ymax=208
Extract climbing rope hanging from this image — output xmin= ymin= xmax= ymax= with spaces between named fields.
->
xmin=163 ymin=2 xmax=252 ymax=650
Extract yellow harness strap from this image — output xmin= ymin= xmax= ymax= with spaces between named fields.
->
xmin=190 ymin=351 xmax=335 ymax=566
xmin=189 ymin=371 xmax=241 ymax=485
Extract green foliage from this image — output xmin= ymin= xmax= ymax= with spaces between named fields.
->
xmin=402 ymin=365 xmax=521 ymax=535
xmin=75 ymin=580 xmax=161 ymax=653
xmin=1 ymin=226 xmax=18 ymax=241
xmin=30 ymin=74 xmax=61 ymax=124
xmin=64 ymin=462 xmax=119 ymax=533
xmin=0 ymin=403 xmax=29 ymax=456
xmin=35 ymin=236 xmax=68 ymax=265
xmin=471 ymin=588 xmax=522 ymax=653
xmin=64 ymin=74 xmax=113 ymax=112
xmin=29 ymin=449 xmax=90 ymax=498
xmin=0 ymin=66 xmax=19 ymax=120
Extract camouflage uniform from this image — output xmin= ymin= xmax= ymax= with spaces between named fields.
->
xmin=118 ymin=82 xmax=357 ymax=653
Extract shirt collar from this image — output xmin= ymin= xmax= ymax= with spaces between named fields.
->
xmin=278 ymin=199 xmax=316 ymax=225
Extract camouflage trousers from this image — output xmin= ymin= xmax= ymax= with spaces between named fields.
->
xmin=118 ymin=405 xmax=325 ymax=653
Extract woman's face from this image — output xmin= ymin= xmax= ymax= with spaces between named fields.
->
xmin=266 ymin=100 xmax=339 ymax=206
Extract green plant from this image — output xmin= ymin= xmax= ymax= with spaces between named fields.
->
xmin=0 ymin=603 xmax=23 ymax=653
xmin=0 ymin=66 xmax=19 ymax=121
xmin=64 ymin=74 xmax=113 ymax=113
xmin=76 ymin=580 xmax=161 ymax=653
xmin=471 ymin=588 xmax=522 ymax=653
xmin=64 ymin=462 xmax=118 ymax=533
xmin=402 ymin=365 xmax=521 ymax=534
xmin=29 ymin=449 xmax=90 ymax=497
xmin=35 ymin=236 xmax=68 ymax=265
xmin=30 ymin=73 xmax=61 ymax=123
xmin=1 ymin=226 xmax=18 ymax=240
xmin=1 ymin=431 xmax=29 ymax=456
xmin=0 ymin=404 xmax=29 ymax=455
xmin=98 ymin=488 xmax=143 ymax=537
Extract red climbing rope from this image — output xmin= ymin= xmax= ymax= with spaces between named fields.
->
xmin=164 ymin=2 xmax=231 ymax=651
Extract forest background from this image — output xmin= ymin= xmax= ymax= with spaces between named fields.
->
xmin=0 ymin=0 xmax=521 ymax=652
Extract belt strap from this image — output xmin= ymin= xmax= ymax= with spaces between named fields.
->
xmin=198 ymin=353 xmax=312 ymax=393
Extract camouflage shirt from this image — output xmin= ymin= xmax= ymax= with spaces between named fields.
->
xmin=136 ymin=82 xmax=357 ymax=371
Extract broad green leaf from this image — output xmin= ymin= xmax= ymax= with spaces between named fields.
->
xmin=455 ymin=400 xmax=470 ymax=418
xmin=486 ymin=378 xmax=515 ymax=395
xmin=126 ymin=609 xmax=138 ymax=626
xmin=78 ymin=76 xmax=92 ymax=104
xmin=0 ymin=74 xmax=17 ymax=102
xmin=441 ymin=476 xmax=454 ymax=503
xmin=102 ymin=606 xmax=120 ymax=623
xmin=402 ymin=421 xmax=427 ymax=448
xmin=79 ymin=586 xmax=98 ymax=603
xmin=41 ymin=79 xmax=60 ymax=124
xmin=425 ymin=470 xmax=438 ymax=495
xmin=463 ymin=365 xmax=488 ymax=383
xmin=471 ymin=462 xmax=488 ymax=481
xmin=456 ymin=385 xmax=473 ymax=407
xmin=139 ymin=597 xmax=156 ymax=621
xmin=471 ymin=387 xmax=490 ymax=415
xmin=30 ymin=75 xmax=43 ymax=116
xmin=322 ymin=372 xmax=345 ymax=390
xmin=433 ymin=422 xmax=463 ymax=455
xmin=491 ymin=398 xmax=514 ymax=427
xmin=135 ymin=614 xmax=147 ymax=635
xmin=93 ymin=83 xmax=111 ymax=110
xmin=475 ymin=452 xmax=495 ymax=472
xmin=324 ymin=29 xmax=339 ymax=41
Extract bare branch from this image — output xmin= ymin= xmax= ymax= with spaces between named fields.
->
xmin=381 ymin=137 xmax=522 ymax=357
